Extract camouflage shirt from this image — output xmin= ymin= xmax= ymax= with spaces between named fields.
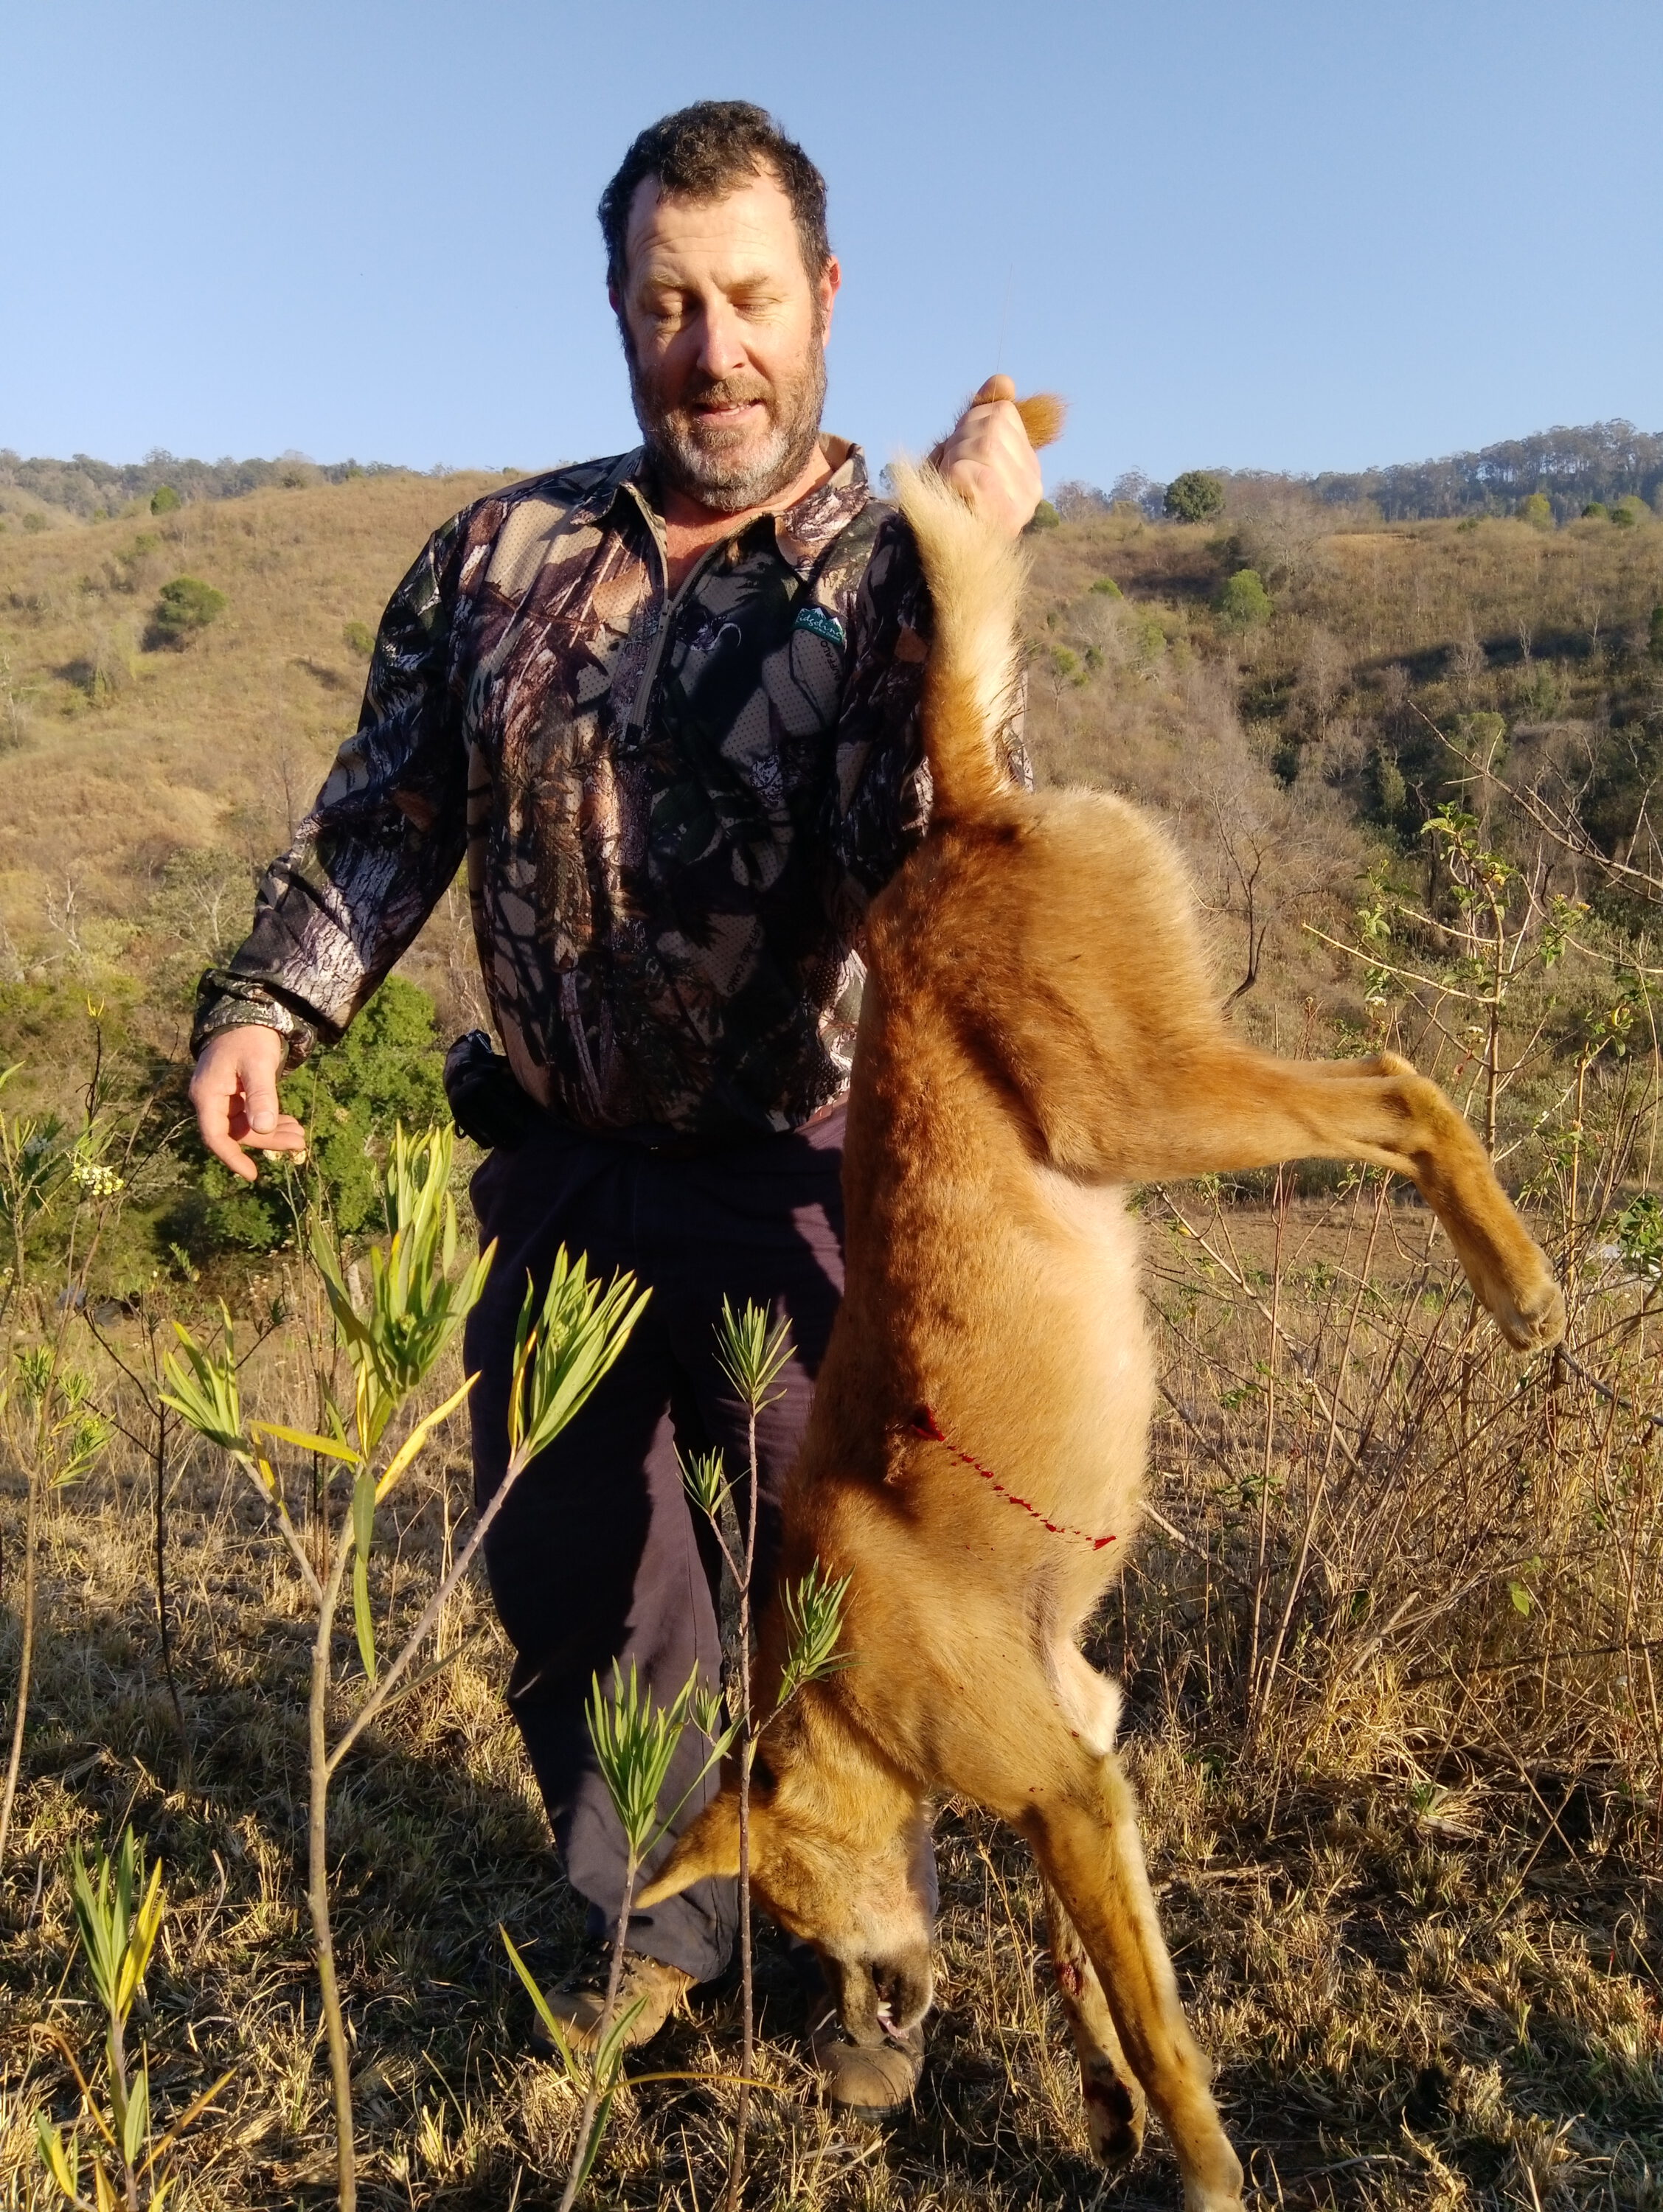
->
xmin=195 ymin=439 xmax=1027 ymax=1137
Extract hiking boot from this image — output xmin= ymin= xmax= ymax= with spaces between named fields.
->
xmin=532 ymin=1949 xmax=695 ymax=2058
xmin=808 ymin=2007 xmax=926 ymax=2115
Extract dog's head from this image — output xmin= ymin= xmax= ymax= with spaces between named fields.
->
xmin=636 ymin=1764 xmax=934 ymax=2042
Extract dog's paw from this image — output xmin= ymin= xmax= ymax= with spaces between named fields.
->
xmin=1493 ymin=1270 xmax=1566 ymax=1354
xmin=1083 ymin=2065 xmax=1146 ymax=2167
xmin=1182 ymin=2146 xmax=1246 ymax=2212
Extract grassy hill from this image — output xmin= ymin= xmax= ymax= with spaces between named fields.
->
xmin=0 ymin=469 xmax=507 ymax=1043
xmin=3 ymin=463 xmax=1658 ymax=1051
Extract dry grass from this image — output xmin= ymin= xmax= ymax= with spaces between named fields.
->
xmin=0 ymin=470 xmax=504 ymax=1039
xmin=1 ymin=1150 xmax=1660 ymax=2210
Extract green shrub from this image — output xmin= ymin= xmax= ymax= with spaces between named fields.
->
xmin=1027 ymin=500 xmax=1060 ymax=532
xmin=21 ymin=511 xmax=46 ymax=535
xmin=148 ymin=577 xmax=227 ymax=649
xmin=1216 ymin=568 xmax=1273 ymax=630
xmin=172 ymin=976 xmax=451 ymax=1256
xmin=1582 ymin=501 xmax=1610 ymax=521
xmin=149 ymin=485 xmax=181 ymax=515
xmin=1367 ymin=744 xmax=1408 ymax=827
xmin=1612 ymin=495 xmax=1644 ymax=528
xmin=342 ymin=619 xmax=376 ymax=657
xmin=1649 ymin=605 xmax=1663 ymax=662
xmin=1164 ymin=470 xmax=1225 ymax=524
xmin=1090 ymin=577 xmax=1123 ymax=598
xmin=1517 ymin=493 xmax=1553 ymax=529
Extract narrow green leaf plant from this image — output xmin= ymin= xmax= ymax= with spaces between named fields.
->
xmin=161 ymin=1123 xmax=648 ymax=2212
xmin=34 ymin=1826 xmax=233 ymax=2212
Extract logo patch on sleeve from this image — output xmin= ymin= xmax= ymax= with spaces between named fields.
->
xmin=793 ymin=604 xmax=846 ymax=649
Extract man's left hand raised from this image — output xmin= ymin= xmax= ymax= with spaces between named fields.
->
xmin=934 ymin=373 xmax=1044 ymax=539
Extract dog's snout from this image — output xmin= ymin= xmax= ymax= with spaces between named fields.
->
xmin=875 ymin=1947 xmax=933 ymax=2034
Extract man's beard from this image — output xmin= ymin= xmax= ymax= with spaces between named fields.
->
xmin=628 ymin=338 xmax=827 ymax=515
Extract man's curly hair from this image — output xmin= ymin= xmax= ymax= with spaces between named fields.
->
xmin=599 ymin=101 xmax=831 ymax=291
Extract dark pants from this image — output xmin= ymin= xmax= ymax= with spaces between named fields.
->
xmin=466 ymin=1108 xmax=847 ymax=1983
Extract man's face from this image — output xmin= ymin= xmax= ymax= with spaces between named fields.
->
xmin=612 ymin=167 xmax=840 ymax=515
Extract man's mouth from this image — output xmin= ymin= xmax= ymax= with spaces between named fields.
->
xmin=683 ymin=386 xmax=768 ymax=422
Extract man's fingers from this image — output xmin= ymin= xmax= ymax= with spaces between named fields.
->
xmin=251 ymin=1118 xmax=309 ymax=1158
xmin=971 ymin=372 xmax=1017 ymax=408
xmin=243 ymin=1065 xmax=280 ymax=1135
xmin=200 ymin=1121 xmax=260 ymax=1181
xmin=201 ymin=1114 xmax=307 ymax=1180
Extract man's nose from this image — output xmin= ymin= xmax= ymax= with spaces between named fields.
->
xmin=692 ymin=296 xmax=749 ymax=381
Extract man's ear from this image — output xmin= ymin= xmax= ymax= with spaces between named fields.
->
xmin=636 ymin=1788 xmax=763 ymax=1907
xmin=817 ymin=254 xmax=841 ymax=344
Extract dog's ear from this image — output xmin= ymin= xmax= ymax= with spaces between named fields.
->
xmin=635 ymin=1789 xmax=766 ymax=1907
xmin=1015 ymin=393 xmax=1067 ymax=451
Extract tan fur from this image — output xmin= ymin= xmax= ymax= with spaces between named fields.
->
xmin=1013 ymin=392 xmax=1068 ymax=450
xmin=639 ymin=433 xmax=1564 ymax=2211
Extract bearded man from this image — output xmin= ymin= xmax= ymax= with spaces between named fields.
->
xmin=189 ymin=100 xmax=1041 ymax=2107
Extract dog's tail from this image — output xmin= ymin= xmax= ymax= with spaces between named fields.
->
xmin=889 ymin=394 xmax=1063 ymax=827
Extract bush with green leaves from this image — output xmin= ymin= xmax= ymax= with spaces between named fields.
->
xmin=341 ymin=619 xmax=375 ymax=658
xmin=148 ymin=484 xmax=181 ymax=515
xmin=176 ymin=977 xmax=450 ymax=1255
xmin=1216 ymin=567 xmax=1274 ymax=630
xmin=1164 ymin=470 xmax=1226 ymax=523
xmin=1366 ymin=743 xmax=1409 ymax=830
xmin=1517 ymin=492 xmax=1553 ymax=528
xmin=147 ymin=577 xmax=226 ymax=649
xmin=1025 ymin=499 xmax=1060 ymax=532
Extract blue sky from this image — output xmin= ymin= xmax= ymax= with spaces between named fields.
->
xmin=3 ymin=1 xmax=1660 ymax=490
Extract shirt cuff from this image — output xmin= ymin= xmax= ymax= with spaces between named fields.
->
xmin=191 ymin=973 xmax=318 ymax=1066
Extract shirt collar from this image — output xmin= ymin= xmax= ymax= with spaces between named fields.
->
xmin=582 ymin=438 xmax=871 ymax=581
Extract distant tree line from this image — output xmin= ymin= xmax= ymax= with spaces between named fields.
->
xmin=1310 ymin=420 xmax=1663 ymax=521
xmin=0 ymin=447 xmax=403 ymax=518
xmin=1055 ymin=420 xmax=1663 ymax=527
xmin=10 ymin=417 xmax=1663 ymax=529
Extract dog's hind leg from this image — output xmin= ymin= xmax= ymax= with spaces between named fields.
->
xmin=1012 ymin=1742 xmax=1245 ymax=2212
xmin=1041 ymin=1872 xmax=1147 ymax=2166
xmin=1108 ymin=1043 xmax=1563 ymax=1354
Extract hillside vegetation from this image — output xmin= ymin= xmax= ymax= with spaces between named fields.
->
xmin=0 ymin=459 xmax=1659 ymax=1273
xmin=1 ymin=459 xmax=1658 ymax=1041
xmin=0 ymin=459 xmax=1661 ymax=2212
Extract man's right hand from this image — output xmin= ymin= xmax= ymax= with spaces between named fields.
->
xmin=190 ymin=1026 xmax=309 ymax=1182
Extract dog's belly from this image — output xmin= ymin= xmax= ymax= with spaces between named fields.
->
xmin=1022 ymin=1169 xmax=1155 ymax=1469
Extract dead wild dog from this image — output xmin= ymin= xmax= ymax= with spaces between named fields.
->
xmin=639 ymin=409 xmax=1565 ymax=2211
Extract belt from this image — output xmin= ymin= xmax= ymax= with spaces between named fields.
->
xmin=605 ymin=1096 xmax=847 ymax=1161
xmin=444 ymin=1028 xmax=847 ymax=1158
